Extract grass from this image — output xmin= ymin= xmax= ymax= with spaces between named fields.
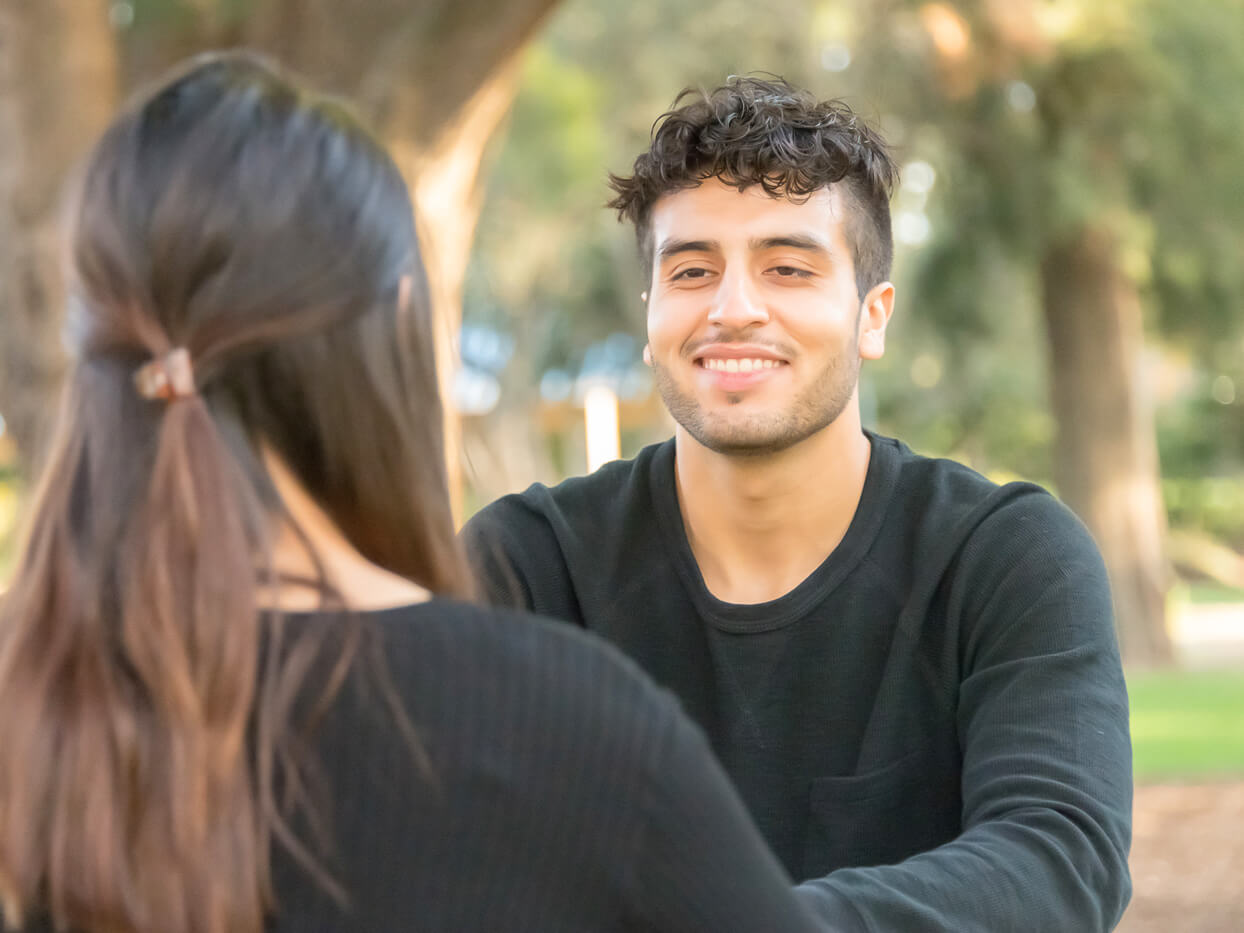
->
xmin=1129 ymin=668 xmax=1244 ymax=782
xmin=1184 ymin=581 xmax=1244 ymax=605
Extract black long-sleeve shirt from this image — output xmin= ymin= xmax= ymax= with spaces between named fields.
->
xmin=463 ymin=432 xmax=1134 ymax=932
xmin=16 ymin=601 xmax=820 ymax=933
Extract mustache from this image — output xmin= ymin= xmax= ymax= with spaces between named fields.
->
xmin=682 ymin=330 xmax=795 ymax=358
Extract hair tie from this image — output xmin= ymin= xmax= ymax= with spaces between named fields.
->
xmin=134 ymin=347 xmax=196 ymax=401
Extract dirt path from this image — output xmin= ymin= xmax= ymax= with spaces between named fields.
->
xmin=1117 ymin=781 xmax=1244 ymax=932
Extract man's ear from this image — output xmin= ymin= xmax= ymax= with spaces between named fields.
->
xmin=642 ymin=344 xmax=652 ymax=367
xmin=858 ymin=282 xmax=895 ymax=361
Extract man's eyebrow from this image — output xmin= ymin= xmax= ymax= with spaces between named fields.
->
xmin=749 ymin=234 xmax=832 ymax=254
xmin=657 ymin=238 xmax=718 ymax=260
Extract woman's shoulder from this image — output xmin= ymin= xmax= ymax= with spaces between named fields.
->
xmin=366 ymin=598 xmax=673 ymax=717
xmin=304 ymin=599 xmax=681 ymax=761
xmin=325 ymin=598 xmax=688 ymax=848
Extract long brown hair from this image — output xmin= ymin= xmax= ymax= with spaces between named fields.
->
xmin=0 ymin=51 xmax=471 ymax=933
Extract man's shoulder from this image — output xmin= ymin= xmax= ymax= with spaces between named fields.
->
xmin=876 ymin=433 xmax=1099 ymax=575
xmin=460 ymin=441 xmax=672 ymax=613
xmin=884 ymin=434 xmax=1002 ymax=498
xmin=466 ymin=439 xmax=669 ymax=536
xmin=876 ymin=433 xmax=1087 ymax=554
xmin=883 ymin=434 xmax=1037 ymax=513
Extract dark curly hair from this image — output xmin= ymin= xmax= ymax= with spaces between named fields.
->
xmin=608 ymin=76 xmax=899 ymax=297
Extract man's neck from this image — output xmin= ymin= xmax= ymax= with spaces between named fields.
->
xmin=673 ymin=412 xmax=872 ymax=605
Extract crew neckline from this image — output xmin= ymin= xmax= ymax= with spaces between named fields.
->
xmin=650 ymin=430 xmax=900 ymax=633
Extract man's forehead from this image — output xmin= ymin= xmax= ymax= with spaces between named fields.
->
xmin=652 ymin=177 xmax=842 ymax=211
xmin=650 ymin=179 xmax=847 ymax=251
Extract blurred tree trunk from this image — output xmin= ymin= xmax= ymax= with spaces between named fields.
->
xmin=0 ymin=0 xmax=120 ymax=476
xmin=242 ymin=0 xmax=561 ymax=518
xmin=1041 ymin=228 xmax=1174 ymax=665
xmin=389 ymin=59 xmax=528 ymax=519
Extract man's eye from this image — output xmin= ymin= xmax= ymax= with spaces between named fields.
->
xmin=672 ymin=267 xmax=712 ymax=280
xmin=772 ymin=266 xmax=811 ymax=278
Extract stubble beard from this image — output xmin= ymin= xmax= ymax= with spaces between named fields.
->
xmin=651 ymin=349 xmax=861 ymax=458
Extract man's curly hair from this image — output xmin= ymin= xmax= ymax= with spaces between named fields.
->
xmin=608 ymin=76 xmax=899 ymax=298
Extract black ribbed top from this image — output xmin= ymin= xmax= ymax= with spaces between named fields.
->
xmin=263 ymin=600 xmax=821 ymax=931
xmin=463 ymin=432 xmax=1133 ymax=932
xmin=15 ymin=601 xmax=821 ymax=932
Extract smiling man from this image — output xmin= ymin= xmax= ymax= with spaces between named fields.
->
xmin=463 ymin=77 xmax=1132 ymax=931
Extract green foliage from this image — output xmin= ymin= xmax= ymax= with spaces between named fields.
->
xmin=467 ymin=45 xmax=629 ymax=370
xmin=1159 ymin=391 xmax=1244 ymax=478
xmin=1163 ymin=478 xmax=1244 ymax=549
xmin=1157 ymin=352 xmax=1244 ymax=545
xmin=870 ymin=243 xmax=1057 ymax=482
xmin=845 ymin=0 xmax=1244 ymax=483
xmin=1133 ymin=0 xmax=1244 ymax=345
xmin=492 ymin=46 xmax=607 ymax=216
xmin=1128 ymin=668 xmax=1244 ymax=782
xmin=1184 ymin=582 xmax=1244 ymax=606
xmin=465 ymin=0 xmax=1244 ymax=496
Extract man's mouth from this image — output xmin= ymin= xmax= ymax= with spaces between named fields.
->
xmin=698 ymin=357 xmax=784 ymax=373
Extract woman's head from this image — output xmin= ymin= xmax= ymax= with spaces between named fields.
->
xmin=0 ymin=51 xmax=467 ymax=933
xmin=68 ymin=49 xmax=463 ymax=589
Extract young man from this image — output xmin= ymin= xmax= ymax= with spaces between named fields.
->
xmin=464 ymin=78 xmax=1132 ymax=931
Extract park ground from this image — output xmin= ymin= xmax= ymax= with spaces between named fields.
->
xmin=1120 ymin=600 xmax=1244 ymax=932
xmin=1121 ymin=781 xmax=1243 ymax=932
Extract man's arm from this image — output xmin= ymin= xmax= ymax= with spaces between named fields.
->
xmin=796 ymin=494 xmax=1132 ymax=932
xmin=461 ymin=493 xmax=581 ymax=620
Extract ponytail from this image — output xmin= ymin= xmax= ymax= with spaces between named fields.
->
xmin=0 ymin=352 xmax=273 ymax=933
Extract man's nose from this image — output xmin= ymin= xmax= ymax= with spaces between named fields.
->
xmin=707 ymin=273 xmax=769 ymax=329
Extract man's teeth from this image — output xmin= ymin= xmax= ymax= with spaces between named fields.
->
xmin=702 ymin=358 xmax=779 ymax=373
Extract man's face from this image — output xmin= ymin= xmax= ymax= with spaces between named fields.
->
xmin=645 ymin=178 xmax=890 ymax=456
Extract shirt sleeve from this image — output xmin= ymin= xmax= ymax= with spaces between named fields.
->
xmin=627 ymin=692 xmax=828 ymax=933
xmin=461 ymin=494 xmax=584 ymax=621
xmin=794 ymin=493 xmax=1133 ymax=932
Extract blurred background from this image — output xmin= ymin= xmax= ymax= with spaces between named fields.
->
xmin=0 ymin=1 xmax=1241 ymax=929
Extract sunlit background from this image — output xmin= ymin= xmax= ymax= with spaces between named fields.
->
xmin=0 ymin=2 xmax=1241 ymax=929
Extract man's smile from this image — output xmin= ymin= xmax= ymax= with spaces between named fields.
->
xmin=690 ymin=344 xmax=789 ymax=389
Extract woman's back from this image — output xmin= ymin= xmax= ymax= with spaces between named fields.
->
xmin=16 ymin=601 xmax=816 ymax=932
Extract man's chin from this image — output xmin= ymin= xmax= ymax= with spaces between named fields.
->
xmin=682 ymin=421 xmax=810 ymax=458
